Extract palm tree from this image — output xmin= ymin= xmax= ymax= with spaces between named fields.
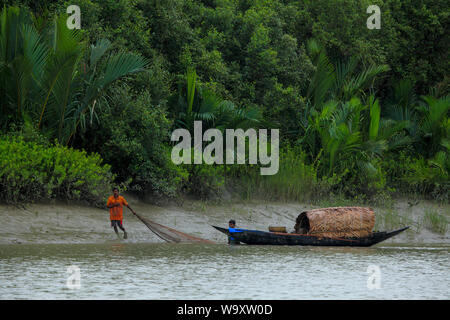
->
xmin=299 ymin=40 xmax=395 ymax=182
xmin=0 ymin=6 xmax=47 ymax=126
xmin=303 ymin=96 xmax=385 ymax=177
xmin=385 ymin=79 xmax=449 ymax=158
xmin=0 ymin=6 xmax=148 ymax=144
xmin=305 ymin=39 xmax=390 ymax=108
xmin=300 ymin=40 xmax=390 ymax=156
xmin=416 ymin=94 xmax=450 ymax=158
xmin=173 ymin=68 xmax=263 ymax=182
xmin=175 ymin=68 xmax=263 ymax=134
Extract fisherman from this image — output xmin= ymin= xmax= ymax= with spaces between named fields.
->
xmin=228 ymin=219 xmax=241 ymax=245
xmin=106 ymin=187 xmax=136 ymax=239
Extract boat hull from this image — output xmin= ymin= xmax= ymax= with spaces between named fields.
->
xmin=212 ymin=226 xmax=409 ymax=247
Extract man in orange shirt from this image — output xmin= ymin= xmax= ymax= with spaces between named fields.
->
xmin=106 ymin=187 xmax=136 ymax=239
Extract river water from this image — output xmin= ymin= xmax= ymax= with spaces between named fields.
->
xmin=0 ymin=243 xmax=448 ymax=299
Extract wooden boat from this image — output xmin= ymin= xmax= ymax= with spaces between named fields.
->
xmin=212 ymin=225 xmax=409 ymax=247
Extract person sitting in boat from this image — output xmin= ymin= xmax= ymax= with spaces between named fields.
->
xmin=228 ymin=219 xmax=241 ymax=245
xmin=106 ymin=187 xmax=136 ymax=239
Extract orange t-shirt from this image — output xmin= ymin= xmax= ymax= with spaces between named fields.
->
xmin=107 ymin=195 xmax=128 ymax=221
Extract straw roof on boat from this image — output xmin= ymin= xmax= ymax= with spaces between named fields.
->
xmin=294 ymin=207 xmax=375 ymax=238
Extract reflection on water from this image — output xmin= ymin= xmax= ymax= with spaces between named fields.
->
xmin=0 ymin=243 xmax=448 ymax=299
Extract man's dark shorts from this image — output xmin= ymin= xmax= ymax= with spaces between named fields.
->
xmin=111 ymin=220 xmax=123 ymax=228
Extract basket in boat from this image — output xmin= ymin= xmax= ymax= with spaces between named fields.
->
xmin=268 ymin=226 xmax=287 ymax=233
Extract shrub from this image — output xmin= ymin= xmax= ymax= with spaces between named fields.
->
xmin=185 ymin=164 xmax=225 ymax=200
xmin=402 ymin=156 xmax=449 ymax=202
xmin=383 ymin=151 xmax=449 ymax=202
xmin=0 ymin=135 xmax=113 ymax=205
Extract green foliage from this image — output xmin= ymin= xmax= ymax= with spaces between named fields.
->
xmin=382 ymin=150 xmax=449 ymax=202
xmin=402 ymin=155 xmax=449 ymax=202
xmin=184 ymin=163 xmax=225 ymax=200
xmin=171 ymin=68 xmax=263 ymax=134
xmin=0 ymin=134 xmax=113 ymax=205
xmin=415 ymin=95 xmax=450 ymax=158
xmin=301 ymin=97 xmax=392 ymax=197
xmin=1 ymin=1 xmax=448 ymax=204
xmin=0 ymin=6 xmax=148 ymax=144
xmin=383 ymin=0 xmax=449 ymax=94
xmin=73 ymin=85 xmax=188 ymax=199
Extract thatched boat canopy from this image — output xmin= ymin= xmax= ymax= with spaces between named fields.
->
xmin=294 ymin=207 xmax=375 ymax=238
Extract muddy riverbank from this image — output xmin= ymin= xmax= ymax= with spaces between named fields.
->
xmin=1 ymin=196 xmax=448 ymax=244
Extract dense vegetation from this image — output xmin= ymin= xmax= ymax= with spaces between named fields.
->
xmin=0 ymin=1 xmax=448 ymax=204
xmin=0 ymin=126 xmax=113 ymax=204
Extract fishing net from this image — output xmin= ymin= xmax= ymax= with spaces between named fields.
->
xmin=134 ymin=213 xmax=215 ymax=243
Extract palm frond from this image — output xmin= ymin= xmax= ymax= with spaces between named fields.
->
xmin=343 ymin=64 xmax=389 ymax=98
xmin=89 ymin=38 xmax=111 ymax=68
xmin=368 ymin=95 xmax=380 ymax=140
xmin=306 ymin=40 xmax=335 ymax=108
xmin=186 ymin=68 xmax=197 ymax=116
xmin=334 ymin=56 xmax=358 ymax=97
xmin=97 ymin=52 xmax=148 ymax=89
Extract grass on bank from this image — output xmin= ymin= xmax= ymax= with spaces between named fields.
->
xmin=231 ymin=148 xmax=337 ymax=203
xmin=374 ymin=206 xmax=449 ymax=235
xmin=423 ymin=210 xmax=449 ymax=234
